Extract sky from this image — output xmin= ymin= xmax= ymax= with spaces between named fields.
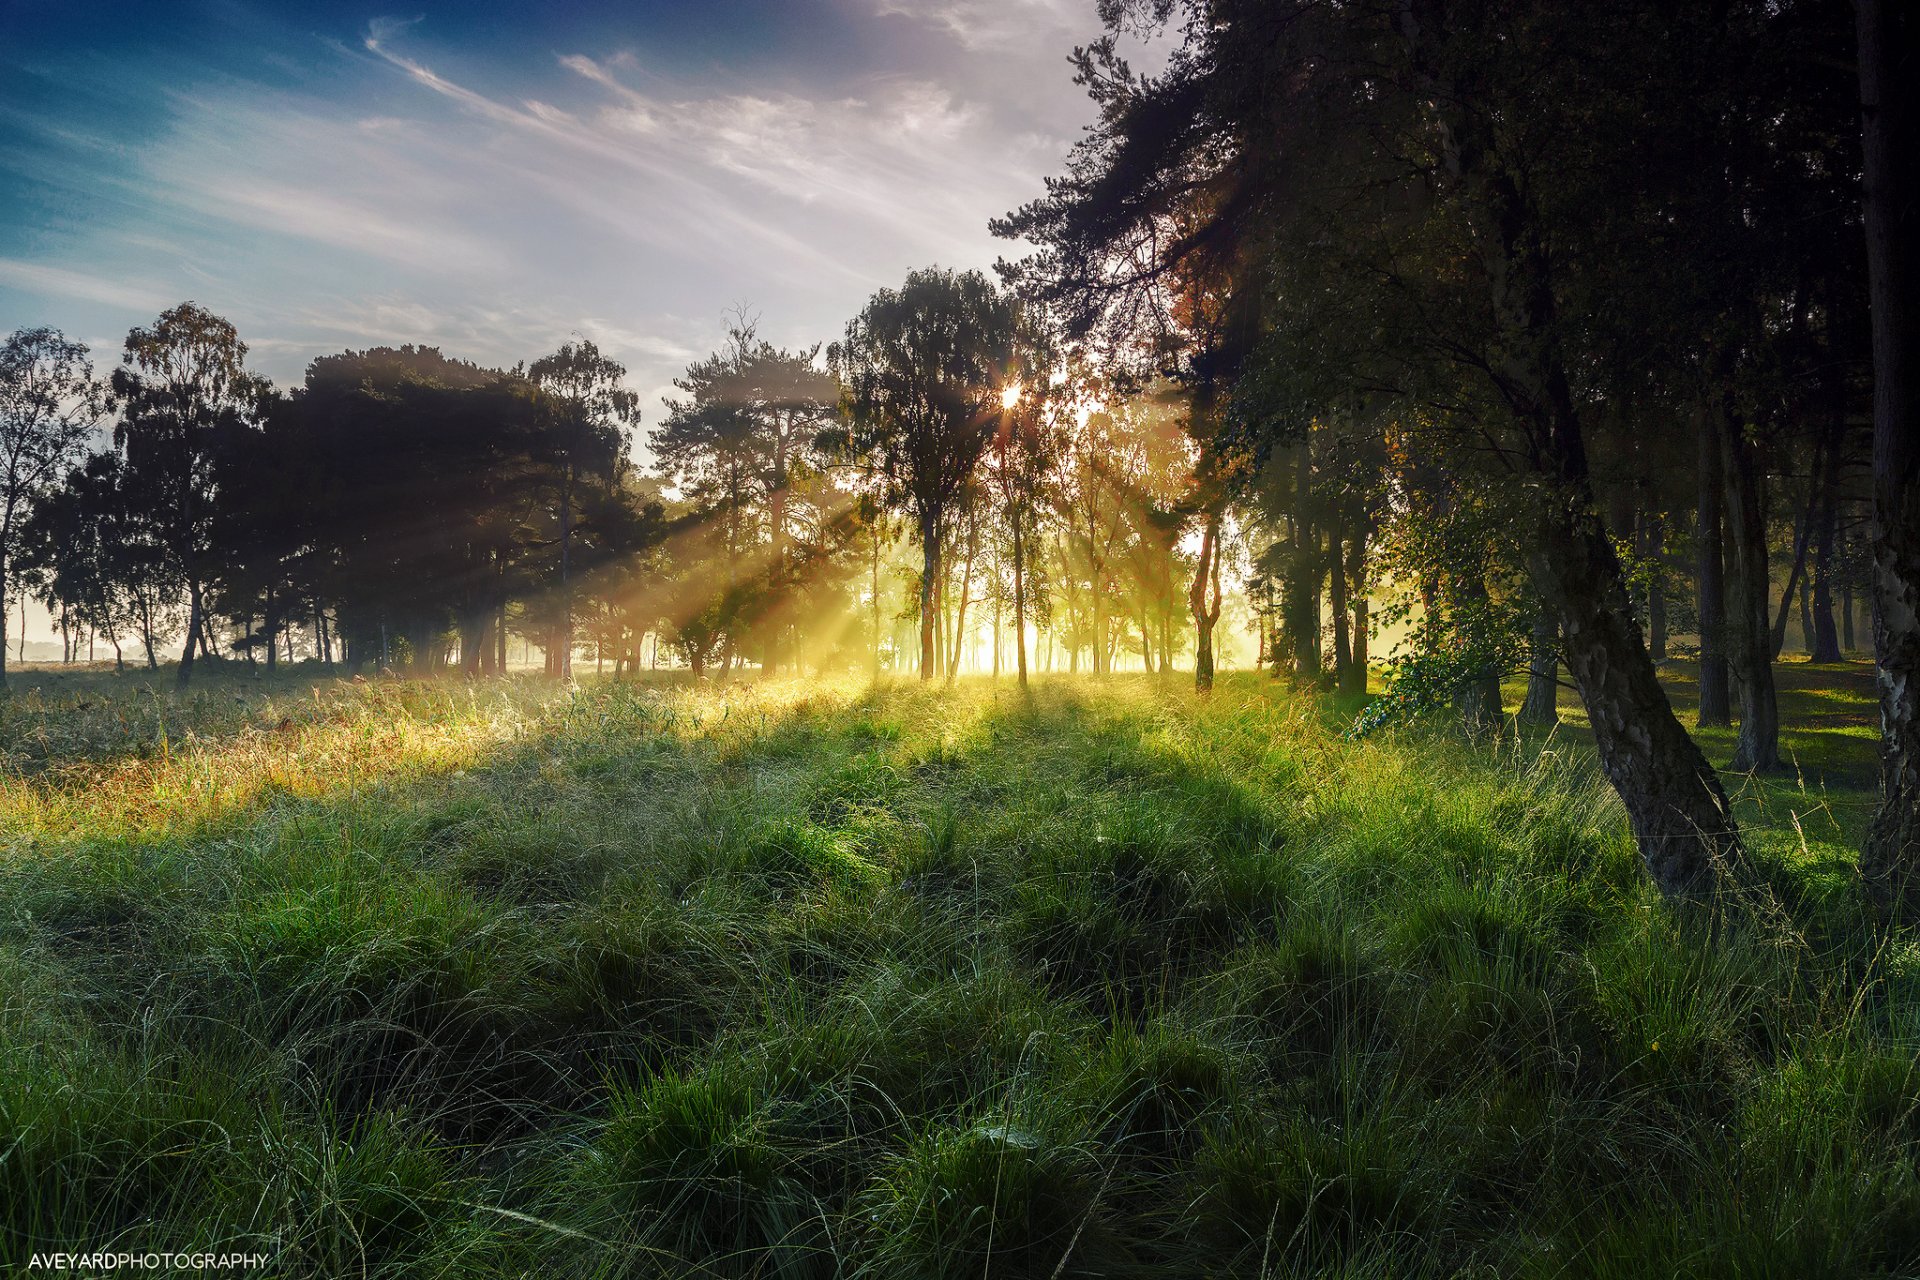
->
xmin=0 ymin=0 xmax=1130 ymax=425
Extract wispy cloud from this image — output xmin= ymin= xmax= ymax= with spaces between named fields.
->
xmin=2 ymin=5 xmax=1101 ymax=426
xmin=874 ymin=0 xmax=1081 ymax=51
xmin=0 ymin=258 xmax=171 ymax=313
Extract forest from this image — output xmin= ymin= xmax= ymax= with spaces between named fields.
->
xmin=0 ymin=0 xmax=1915 ymax=1275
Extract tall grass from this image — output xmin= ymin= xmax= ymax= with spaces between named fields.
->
xmin=0 ymin=669 xmax=1911 ymax=1276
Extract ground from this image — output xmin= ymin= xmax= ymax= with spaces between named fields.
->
xmin=0 ymin=662 xmax=1912 ymax=1278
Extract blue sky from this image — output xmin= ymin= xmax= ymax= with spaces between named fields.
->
xmin=0 ymin=0 xmax=1121 ymax=421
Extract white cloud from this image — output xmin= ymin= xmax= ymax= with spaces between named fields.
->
xmin=4 ymin=10 xmax=1101 ymax=433
xmin=874 ymin=0 xmax=1082 ymax=52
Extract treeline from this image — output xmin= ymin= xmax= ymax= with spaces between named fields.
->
xmin=0 ymin=315 xmax=663 ymax=682
xmin=0 ymin=294 xmax=1214 ymax=690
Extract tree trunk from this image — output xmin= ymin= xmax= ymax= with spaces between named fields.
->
xmin=1857 ymin=0 xmax=1920 ymax=906
xmin=765 ymin=458 xmax=788 ymax=677
xmin=1291 ymin=445 xmax=1321 ymax=680
xmin=872 ymin=525 xmax=885 ymax=679
xmin=1533 ymin=500 xmax=1743 ymax=896
xmin=1647 ymin=513 xmax=1668 ymax=662
xmin=1723 ymin=410 xmax=1783 ymax=771
xmin=559 ymin=441 xmax=576 ymax=681
xmin=992 ymin=595 xmax=1002 ymax=680
xmin=0 ymin=541 xmax=10 ymax=690
xmin=1454 ymin=574 xmax=1503 ymax=736
xmin=1810 ymin=405 xmax=1846 ymax=662
xmin=1013 ymin=516 xmax=1029 ymax=688
xmin=918 ymin=515 xmax=939 ymax=681
xmin=1190 ymin=509 xmax=1221 ymax=694
xmin=1424 ymin=69 xmax=1745 ymax=895
xmin=1697 ymin=408 xmax=1733 ymax=726
xmin=948 ymin=511 xmax=978 ymax=686
xmin=177 ymin=580 xmax=204 ymax=689
xmin=1769 ymin=460 xmax=1819 ymax=661
xmin=1345 ymin=526 xmax=1369 ymax=695
xmin=1329 ymin=528 xmax=1353 ymax=690
xmin=1520 ymin=606 xmax=1559 ymax=725
xmin=264 ymin=584 xmax=278 ymax=673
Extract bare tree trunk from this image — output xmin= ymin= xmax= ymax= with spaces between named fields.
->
xmin=1293 ymin=446 xmax=1321 ymax=680
xmin=0 ymin=537 xmax=11 ymax=690
xmin=1697 ymin=408 xmax=1733 ymax=726
xmin=1329 ymin=527 xmax=1352 ymax=690
xmin=1857 ymin=0 xmax=1920 ymax=905
xmin=1723 ymin=410 xmax=1783 ymax=771
xmin=872 ymin=524 xmax=885 ymax=679
xmin=1533 ymin=500 xmax=1743 ymax=896
xmin=765 ymin=458 xmax=787 ymax=677
xmin=1769 ymin=459 xmax=1819 ymax=661
xmin=948 ymin=509 xmax=978 ymax=686
xmin=918 ymin=515 xmax=939 ymax=681
xmin=1013 ymin=516 xmax=1029 ymax=688
xmin=176 ymin=579 xmax=204 ymax=689
xmin=264 ymin=585 xmax=278 ymax=673
xmin=559 ymin=450 xmax=575 ymax=680
xmin=1345 ymin=525 xmax=1369 ymax=695
xmin=1810 ymin=405 xmax=1846 ymax=662
xmin=139 ymin=596 xmax=158 ymax=670
xmin=1520 ymin=606 xmax=1559 ymax=725
xmin=1190 ymin=509 xmax=1221 ymax=693
xmin=1454 ymin=574 xmax=1503 ymax=735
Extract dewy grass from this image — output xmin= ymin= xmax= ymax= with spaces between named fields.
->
xmin=0 ymin=667 xmax=1914 ymax=1276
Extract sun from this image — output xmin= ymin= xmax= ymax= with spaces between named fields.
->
xmin=1000 ymin=382 xmax=1022 ymax=410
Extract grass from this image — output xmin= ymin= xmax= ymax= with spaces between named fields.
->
xmin=0 ymin=661 xmax=1912 ymax=1277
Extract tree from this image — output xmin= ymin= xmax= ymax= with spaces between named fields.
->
xmin=17 ymin=455 xmax=125 ymax=668
xmin=111 ymin=304 xmax=267 ymax=688
xmin=529 ymin=339 xmax=639 ymax=679
xmin=653 ymin=319 xmax=840 ymax=675
xmin=983 ymin=329 xmax=1066 ymax=689
xmin=1855 ymin=0 xmax=1920 ymax=904
xmin=0 ymin=329 xmax=106 ymax=687
xmin=279 ymin=347 xmax=538 ymax=673
xmin=999 ymin=0 xmax=1767 ymax=897
xmin=832 ymin=268 xmax=1021 ymax=680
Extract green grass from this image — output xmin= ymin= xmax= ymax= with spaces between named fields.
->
xmin=0 ymin=663 xmax=1911 ymax=1277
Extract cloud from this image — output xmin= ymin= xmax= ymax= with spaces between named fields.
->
xmin=0 ymin=258 xmax=171 ymax=313
xmin=874 ymin=0 xmax=1082 ymax=52
xmin=188 ymin=180 xmax=501 ymax=273
xmin=3 ymin=7 xmax=1101 ymax=437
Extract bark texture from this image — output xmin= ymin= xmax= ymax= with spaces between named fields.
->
xmin=1533 ymin=498 xmax=1743 ymax=897
xmin=1857 ymin=0 xmax=1920 ymax=905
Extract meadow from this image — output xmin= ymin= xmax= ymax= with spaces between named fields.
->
xmin=1 ymin=662 xmax=1914 ymax=1278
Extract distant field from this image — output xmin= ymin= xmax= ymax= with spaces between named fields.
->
xmin=1 ymin=667 xmax=1914 ymax=1277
